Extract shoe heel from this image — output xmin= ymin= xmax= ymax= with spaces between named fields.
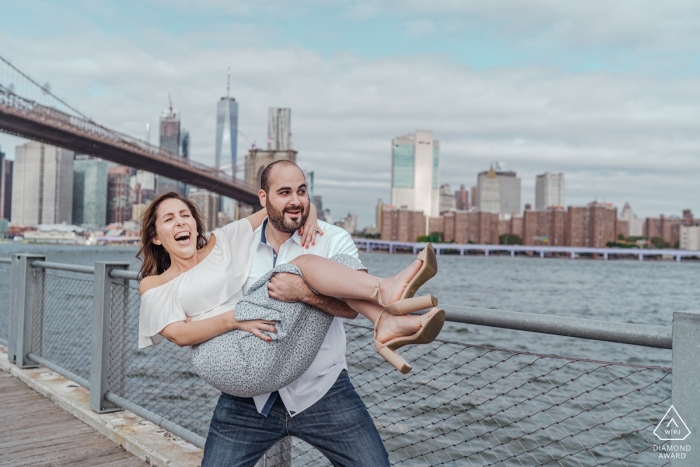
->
xmin=386 ymin=295 xmax=438 ymax=315
xmin=375 ymin=344 xmax=412 ymax=374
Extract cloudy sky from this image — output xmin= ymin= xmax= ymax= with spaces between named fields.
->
xmin=2 ymin=0 xmax=700 ymax=227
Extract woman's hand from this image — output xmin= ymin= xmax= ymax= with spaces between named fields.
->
xmin=299 ymin=202 xmax=323 ymax=248
xmin=236 ymin=319 xmax=278 ymax=342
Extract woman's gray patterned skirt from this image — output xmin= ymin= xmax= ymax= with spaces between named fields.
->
xmin=191 ymin=254 xmax=366 ymax=398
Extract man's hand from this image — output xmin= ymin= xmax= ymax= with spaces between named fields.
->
xmin=268 ymin=272 xmax=358 ymax=319
xmin=267 ymin=273 xmax=315 ymax=303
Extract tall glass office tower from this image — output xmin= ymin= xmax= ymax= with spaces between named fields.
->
xmin=215 ymin=70 xmax=238 ymax=173
xmin=390 ymin=130 xmax=440 ymax=218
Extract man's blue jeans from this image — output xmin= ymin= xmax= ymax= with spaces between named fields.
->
xmin=202 ymin=370 xmax=390 ymax=467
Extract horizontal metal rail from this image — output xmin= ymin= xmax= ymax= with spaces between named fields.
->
xmin=27 ymin=352 xmax=91 ymax=389
xmin=109 ymin=269 xmax=139 ymax=281
xmin=443 ymin=307 xmax=673 ymax=349
xmin=355 ymin=239 xmax=700 ymax=258
xmin=105 ymin=392 xmax=205 ymax=449
xmin=31 ymin=260 xmax=95 ymax=274
xmin=0 ymin=257 xmax=10 ymax=264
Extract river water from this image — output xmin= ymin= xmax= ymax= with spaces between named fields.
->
xmin=0 ymin=243 xmax=689 ymax=465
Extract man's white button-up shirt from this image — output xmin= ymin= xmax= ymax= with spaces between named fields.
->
xmin=243 ymin=219 xmax=360 ymax=416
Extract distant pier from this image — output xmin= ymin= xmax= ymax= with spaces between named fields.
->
xmin=354 ymin=238 xmax=700 ymax=261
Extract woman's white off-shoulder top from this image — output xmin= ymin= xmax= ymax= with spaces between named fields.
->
xmin=138 ymin=219 xmax=254 ymax=348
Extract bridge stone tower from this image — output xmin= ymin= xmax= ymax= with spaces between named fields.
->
xmin=244 ymin=149 xmax=297 ymax=189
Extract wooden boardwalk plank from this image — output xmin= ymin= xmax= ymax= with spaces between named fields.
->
xmin=0 ymin=372 xmax=147 ymax=467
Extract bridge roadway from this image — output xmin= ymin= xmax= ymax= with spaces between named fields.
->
xmin=354 ymin=238 xmax=700 ymax=261
xmin=0 ymin=371 xmax=147 ymax=466
xmin=0 ymin=86 xmax=260 ymax=206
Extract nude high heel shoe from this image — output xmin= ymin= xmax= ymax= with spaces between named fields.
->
xmin=371 ymin=243 xmax=439 ymax=315
xmin=373 ymin=308 xmax=446 ymax=374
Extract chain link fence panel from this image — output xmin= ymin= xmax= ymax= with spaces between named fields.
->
xmin=107 ymin=282 xmax=219 ymax=438
xmin=286 ymin=324 xmax=672 ymax=467
xmin=30 ymin=270 xmax=94 ymax=382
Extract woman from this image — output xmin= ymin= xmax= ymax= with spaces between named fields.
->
xmin=138 ymin=191 xmax=444 ymax=397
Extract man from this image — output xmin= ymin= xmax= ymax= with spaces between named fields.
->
xmin=202 ymin=160 xmax=390 ymax=467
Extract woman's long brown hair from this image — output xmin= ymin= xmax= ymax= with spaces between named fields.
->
xmin=136 ymin=191 xmax=208 ymax=279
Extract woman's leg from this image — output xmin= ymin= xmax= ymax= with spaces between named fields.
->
xmin=291 ymin=254 xmax=424 ymax=306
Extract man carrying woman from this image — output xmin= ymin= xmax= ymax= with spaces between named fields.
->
xmin=138 ymin=160 xmax=444 ymax=466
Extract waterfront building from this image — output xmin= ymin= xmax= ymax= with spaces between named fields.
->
xmin=132 ymin=203 xmax=147 ymax=222
xmin=268 ymin=108 xmax=291 ymax=151
xmin=439 ymin=183 xmax=455 ymax=213
xmin=216 ymin=73 xmax=239 ymax=170
xmin=335 ymin=212 xmax=357 ymax=235
xmin=390 ymin=130 xmax=440 ymax=220
xmin=312 ymin=195 xmax=326 ymax=222
xmin=11 ymin=142 xmax=73 ymax=226
xmin=478 ymin=167 xmax=521 ymax=215
xmin=156 ymin=103 xmax=181 ymax=195
xmin=680 ymin=225 xmax=700 ymax=250
xmin=587 ymin=202 xmax=617 ymax=248
xmin=644 ymin=215 xmax=681 ymax=246
xmin=107 ymin=166 xmax=134 ymax=224
xmin=619 ymin=202 xmax=644 ymax=237
xmin=189 ymin=188 xmax=220 ymax=232
xmin=522 ymin=207 xmax=566 ymax=246
xmin=478 ymin=166 xmax=501 ymax=214
xmin=454 ymin=185 xmax=468 ymax=210
xmin=72 ymin=156 xmax=108 ymax=228
xmin=131 ymin=170 xmax=156 ymax=205
xmin=381 ymin=205 xmax=426 ymax=242
xmin=375 ymin=199 xmax=383 ymax=233
xmin=0 ymin=146 xmax=12 ymax=220
xmin=535 ymin=172 xmax=565 ymax=210
xmin=244 ymin=148 xmax=297 ymax=188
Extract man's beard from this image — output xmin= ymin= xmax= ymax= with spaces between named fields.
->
xmin=267 ymin=201 xmax=309 ymax=234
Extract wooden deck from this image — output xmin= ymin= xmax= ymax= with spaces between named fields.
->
xmin=0 ymin=371 xmax=147 ymax=466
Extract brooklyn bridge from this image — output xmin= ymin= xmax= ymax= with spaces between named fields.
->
xmin=0 ymin=54 xmax=260 ymax=206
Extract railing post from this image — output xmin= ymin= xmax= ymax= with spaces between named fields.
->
xmin=8 ymin=254 xmax=45 ymax=368
xmin=255 ymin=437 xmax=292 ymax=467
xmin=671 ymin=310 xmax=700 ymax=466
xmin=90 ymin=261 xmax=129 ymax=413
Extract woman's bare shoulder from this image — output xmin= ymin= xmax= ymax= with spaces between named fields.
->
xmin=139 ymin=273 xmax=174 ymax=295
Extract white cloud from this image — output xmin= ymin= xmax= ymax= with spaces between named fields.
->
xmin=2 ymin=3 xmax=700 ymax=227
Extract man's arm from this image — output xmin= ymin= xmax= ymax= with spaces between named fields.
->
xmin=267 ymin=273 xmax=358 ymax=319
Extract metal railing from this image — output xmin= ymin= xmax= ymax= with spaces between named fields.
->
xmin=2 ymin=253 xmax=697 ymax=466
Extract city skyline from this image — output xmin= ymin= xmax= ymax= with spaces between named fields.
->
xmin=2 ymin=2 xmax=700 ymax=227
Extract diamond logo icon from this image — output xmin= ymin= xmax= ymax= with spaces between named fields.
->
xmin=654 ymin=406 xmax=691 ymax=441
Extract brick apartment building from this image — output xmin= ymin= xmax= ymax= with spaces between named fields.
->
xmin=381 ymin=206 xmax=426 ymax=242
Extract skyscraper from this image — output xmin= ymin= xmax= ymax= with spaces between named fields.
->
xmin=11 ymin=141 xmax=73 ymax=226
xmin=390 ymin=130 xmax=439 ymax=219
xmin=155 ymin=102 xmax=182 ymax=195
xmin=72 ymin=156 xmax=108 ymax=227
xmin=479 ymin=166 xmax=501 ymax=214
xmin=215 ymin=70 xmax=239 ymax=172
xmin=107 ymin=166 xmax=134 ymax=224
xmin=477 ymin=167 xmax=521 ymax=215
xmin=454 ymin=184 xmax=468 ymax=210
xmin=535 ymin=172 xmax=565 ymax=210
xmin=0 ymin=146 xmax=12 ymax=220
xmin=268 ymin=108 xmax=291 ymax=151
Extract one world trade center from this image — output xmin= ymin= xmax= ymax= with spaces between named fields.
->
xmin=215 ymin=69 xmax=238 ymax=175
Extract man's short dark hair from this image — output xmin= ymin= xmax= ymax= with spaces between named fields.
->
xmin=260 ymin=160 xmax=303 ymax=193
